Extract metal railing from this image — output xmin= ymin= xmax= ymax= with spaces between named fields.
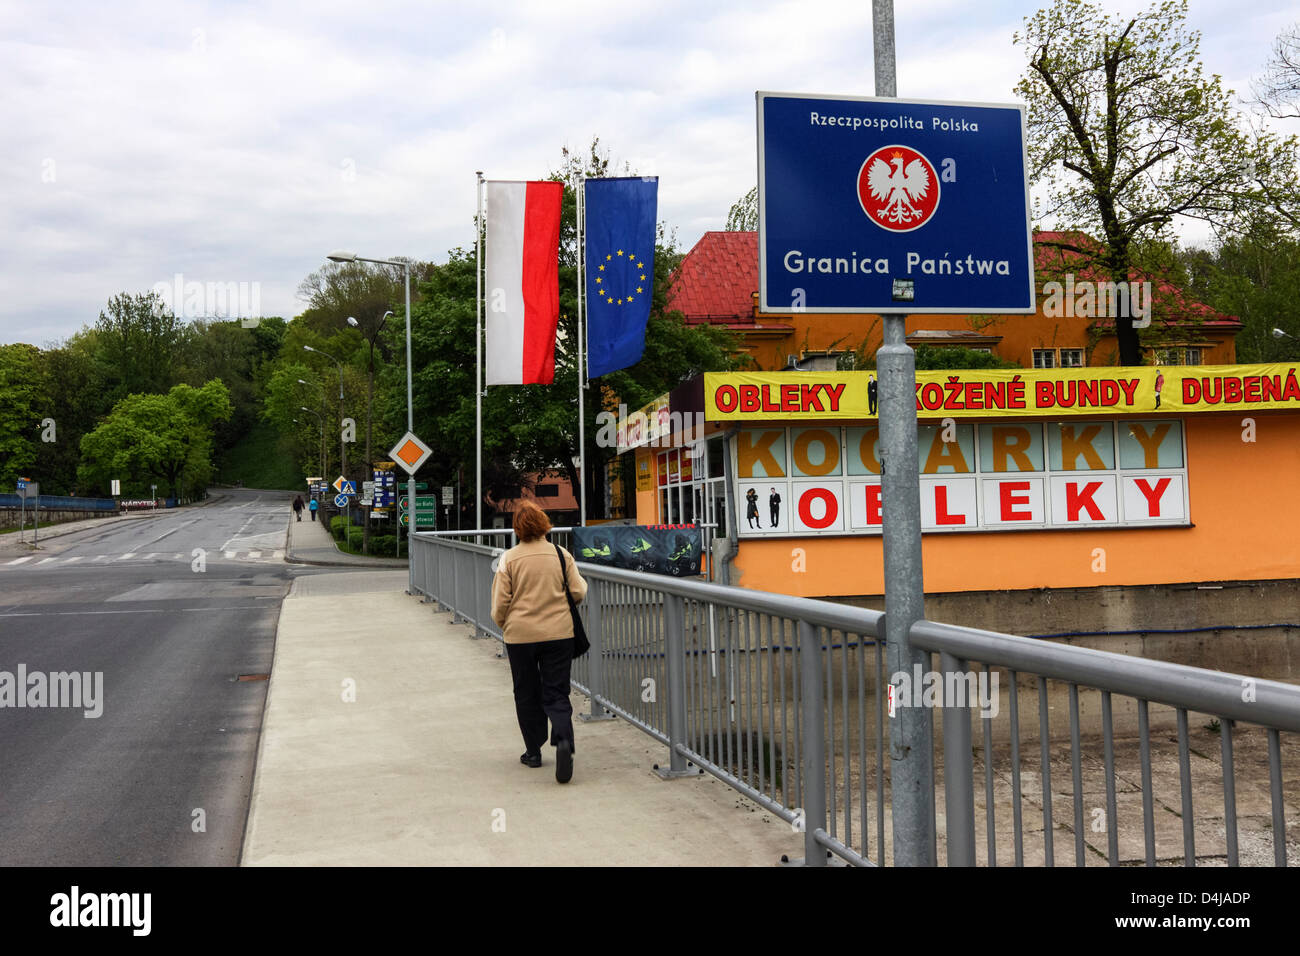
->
xmin=409 ymin=530 xmax=1300 ymax=867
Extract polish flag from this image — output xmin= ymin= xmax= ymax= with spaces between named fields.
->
xmin=485 ymin=180 xmax=563 ymax=385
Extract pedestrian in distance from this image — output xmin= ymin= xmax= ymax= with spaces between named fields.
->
xmin=308 ymin=497 xmax=319 ymax=521
xmin=491 ymin=500 xmax=587 ymax=783
xmin=293 ymin=495 xmax=305 ymax=522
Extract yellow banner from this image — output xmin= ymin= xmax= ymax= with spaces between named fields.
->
xmin=704 ymin=365 xmax=1300 ymax=420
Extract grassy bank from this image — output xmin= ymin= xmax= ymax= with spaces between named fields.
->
xmin=218 ymin=419 xmax=305 ymax=491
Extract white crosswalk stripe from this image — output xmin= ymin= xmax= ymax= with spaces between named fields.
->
xmin=2 ymin=549 xmax=288 ymax=569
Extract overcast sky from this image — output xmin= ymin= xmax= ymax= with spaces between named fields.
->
xmin=2 ymin=0 xmax=1296 ymax=346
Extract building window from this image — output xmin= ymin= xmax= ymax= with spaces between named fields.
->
xmin=534 ymin=483 xmax=559 ymax=497
xmin=1154 ymin=348 xmax=1182 ymax=366
xmin=1032 ymin=349 xmax=1055 ymax=369
xmin=1184 ymin=348 xmax=1202 ymax=366
xmin=1059 ymin=348 xmax=1084 ymax=368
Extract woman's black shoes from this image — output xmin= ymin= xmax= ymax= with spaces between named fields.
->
xmin=520 ymin=751 xmax=542 ymax=768
xmin=555 ymin=740 xmax=573 ymax=783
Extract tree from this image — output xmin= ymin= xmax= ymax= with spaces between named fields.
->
xmin=1014 ymin=0 xmax=1299 ymax=365
xmin=1180 ymin=222 xmax=1300 ymax=363
xmin=726 ymin=187 xmax=758 ymax=231
xmin=79 ymin=380 xmax=232 ymax=499
xmin=1254 ymin=24 xmax=1300 ymax=119
xmin=32 ymin=337 xmax=114 ymax=494
xmin=0 ymin=344 xmax=46 ymax=490
xmin=93 ymin=291 xmax=186 ymax=400
xmin=1250 ymin=25 xmax=1300 ymax=232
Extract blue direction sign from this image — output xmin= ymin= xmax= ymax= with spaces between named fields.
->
xmin=757 ymin=92 xmax=1035 ymax=314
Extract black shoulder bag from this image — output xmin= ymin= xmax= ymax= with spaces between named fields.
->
xmin=555 ymin=544 xmax=590 ymax=658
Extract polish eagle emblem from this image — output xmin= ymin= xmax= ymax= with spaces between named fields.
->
xmin=857 ymin=145 xmax=940 ymax=232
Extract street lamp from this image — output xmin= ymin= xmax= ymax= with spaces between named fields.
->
xmin=1272 ymin=328 xmax=1294 ymax=340
xmin=303 ymin=344 xmax=348 ymax=486
xmin=326 ymin=251 xmax=415 ymax=588
xmin=346 ymin=311 xmax=394 ymax=555
xmin=297 ymin=378 xmax=328 ymax=476
xmin=297 ymin=407 xmax=326 ymax=477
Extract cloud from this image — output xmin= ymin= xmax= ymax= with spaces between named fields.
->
xmin=1 ymin=0 xmax=1293 ymax=344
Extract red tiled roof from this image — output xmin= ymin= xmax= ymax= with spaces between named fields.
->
xmin=668 ymin=229 xmax=1238 ymax=329
xmin=665 ymin=231 xmax=759 ymax=322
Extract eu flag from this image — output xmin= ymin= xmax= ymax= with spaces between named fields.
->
xmin=584 ymin=177 xmax=658 ymax=378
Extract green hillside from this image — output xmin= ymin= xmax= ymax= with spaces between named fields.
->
xmin=217 ymin=418 xmax=306 ymax=491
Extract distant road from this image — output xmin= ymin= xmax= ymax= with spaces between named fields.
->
xmin=0 ymin=488 xmax=320 ymax=865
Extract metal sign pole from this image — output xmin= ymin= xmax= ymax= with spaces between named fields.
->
xmin=874 ymin=0 xmax=935 ymax=868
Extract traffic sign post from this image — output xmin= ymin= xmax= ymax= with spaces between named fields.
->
xmin=757 ymin=80 xmax=1033 ymax=866
xmin=388 ymin=432 xmax=433 ymax=559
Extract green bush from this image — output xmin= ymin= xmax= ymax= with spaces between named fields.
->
xmin=347 ymin=527 xmax=364 ymax=550
xmin=370 ymin=534 xmax=406 ymax=556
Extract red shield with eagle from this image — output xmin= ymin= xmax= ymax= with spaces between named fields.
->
xmin=857 ymin=145 xmax=941 ymax=232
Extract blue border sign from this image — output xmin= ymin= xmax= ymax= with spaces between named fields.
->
xmin=757 ymin=91 xmax=1035 ymax=314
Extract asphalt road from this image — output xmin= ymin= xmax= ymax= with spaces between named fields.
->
xmin=0 ymin=488 xmax=320 ymax=865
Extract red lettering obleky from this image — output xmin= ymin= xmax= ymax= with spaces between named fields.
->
xmin=999 ymin=481 xmax=1032 ymax=521
xmin=933 ymin=485 xmax=966 ymax=525
xmin=1065 ymin=481 xmax=1104 ymax=521
xmin=864 ymin=485 xmax=883 ymax=525
xmin=798 ymin=488 xmax=838 ymax=529
xmin=1133 ymin=477 xmax=1172 ymax=517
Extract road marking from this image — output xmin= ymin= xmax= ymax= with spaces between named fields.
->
xmin=224 ymin=551 xmax=236 ymax=559
xmin=272 ymin=550 xmax=284 ymax=559
xmin=118 ymin=553 xmax=137 ymax=561
xmin=144 ymin=520 xmax=193 ymax=546
xmin=248 ymin=551 xmax=262 ymax=559
xmin=62 ymin=556 xmax=82 ymax=564
xmin=36 ymin=557 xmax=58 ymax=565
xmin=0 ymin=604 xmax=280 ymax=617
xmin=6 ymin=557 xmax=33 ymax=565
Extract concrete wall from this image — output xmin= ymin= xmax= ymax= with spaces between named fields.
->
xmin=833 ymin=577 xmax=1300 ymax=680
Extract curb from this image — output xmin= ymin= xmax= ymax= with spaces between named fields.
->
xmin=284 ymin=512 xmax=409 ymax=569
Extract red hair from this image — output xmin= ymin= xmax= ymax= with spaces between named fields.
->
xmin=513 ymin=500 xmax=552 ymax=542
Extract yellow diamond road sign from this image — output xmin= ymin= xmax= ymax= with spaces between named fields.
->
xmin=389 ymin=431 xmax=432 ymax=475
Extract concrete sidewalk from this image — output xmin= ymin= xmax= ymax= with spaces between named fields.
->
xmin=285 ymin=510 xmax=408 ymax=568
xmin=241 ymin=570 xmax=801 ymax=866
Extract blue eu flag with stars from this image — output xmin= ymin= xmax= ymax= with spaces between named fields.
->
xmin=584 ymin=177 xmax=658 ymax=378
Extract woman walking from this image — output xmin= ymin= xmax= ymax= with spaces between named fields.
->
xmin=491 ymin=500 xmax=587 ymax=783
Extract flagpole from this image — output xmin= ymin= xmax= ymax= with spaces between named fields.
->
xmin=475 ymin=170 xmax=484 ymax=531
xmin=576 ymin=175 xmax=587 ymax=526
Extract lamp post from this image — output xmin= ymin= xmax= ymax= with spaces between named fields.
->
xmin=303 ymin=343 xmax=347 ymax=484
xmin=297 ymin=378 xmax=328 ymax=476
xmin=297 ymin=407 xmax=326 ymax=478
xmin=348 ymin=310 xmax=393 ymax=555
xmin=327 ymin=251 xmax=414 ymax=589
